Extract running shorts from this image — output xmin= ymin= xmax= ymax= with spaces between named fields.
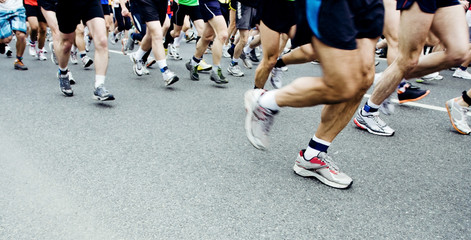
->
xmin=56 ymin=0 xmax=104 ymax=34
xmin=134 ymin=0 xmax=167 ymax=23
xmin=174 ymin=4 xmax=202 ymax=26
xmin=397 ymin=0 xmax=460 ymax=13
xmin=0 ymin=7 xmax=27 ymax=39
xmin=260 ymin=0 xmax=296 ymax=34
xmin=24 ymin=4 xmax=46 ymax=22
xmin=37 ymin=0 xmax=57 ymax=12
xmin=199 ymin=0 xmax=223 ymax=22
xmin=303 ymin=0 xmax=384 ymax=50
xmin=235 ymin=2 xmax=256 ymax=30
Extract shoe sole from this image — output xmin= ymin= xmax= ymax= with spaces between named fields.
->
xmin=244 ymin=91 xmax=267 ymax=151
xmin=445 ymin=101 xmax=470 ymax=135
xmin=14 ymin=66 xmax=28 ymax=70
xmin=61 ymin=90 xmax=73 ymax=97
xmin=83 ymin=60 xmax=93 ymax=68
xmin=398 ymin=90 xmax=430 ymax=104
xmin=353 ymin=117 xmax=395 ymax=136
xmin=93 ymin=95 xmax=115 ymax=101
xmin=166 ymin=76 xmax=179 ymax=86
xmin=293 ymin=164 xmax=352 ymax=189
xmin=227 ymin=68 xmax=244 ymax=77
xmin=210 ymin=75 xmax=228 ymax=84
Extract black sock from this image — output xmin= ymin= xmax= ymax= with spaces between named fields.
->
xmin=274 ymin=58 xmax=286 ymax=68
xmin=462 ymin=91 xmax=471 ymax=106
xmin=459 ymin=65 xmax=467 ymax=71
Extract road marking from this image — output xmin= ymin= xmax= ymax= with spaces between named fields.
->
xmin=109 ymin=49 xmax=124 ymax=55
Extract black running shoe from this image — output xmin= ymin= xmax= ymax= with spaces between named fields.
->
xmin=0 ymin=43 xmax=5 ymax=54
xmin=249 ymin=49 xmax=259 ymax=62
xmin=227 ymin=45 xmax=234 ymax=58
xmin=185 ymin=60 xmax=199 ymax=81
xmin=397 ymin=82 xmax=429 ymax=104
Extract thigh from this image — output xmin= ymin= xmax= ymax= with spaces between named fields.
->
xmin=56 ymin=0 xmax=81 ymax=33
xmin=259 ymin=21 xmax=281 ymax=60
xmin=82 ymin=0 xmax=105 ymax=25
xmin=431 ymin=4 xmax=468 ymax=52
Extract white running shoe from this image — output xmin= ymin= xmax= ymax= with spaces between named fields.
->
xmin=244 ymin=89 xmax=278 ymax=150
xmin=269 ymin=67 xmax=283 ymax=89
xmin=29 ymin=42 xmax=37 ymax=57
xmin=227 ymin=63 xmax=244 ymax=77
xmin=223 ymin=44 xmax=231 ymax=58
xmin=81 ymin=55 xmax=93 ymax=68
xmin=453 ymin=68 xmax=471 ymax=80
xmin=70 ymin=50 xmax=78 ymax=64
xmin=130 ymin=52 xmax=144 ymax=76
xmin=162 ymin=69 xmax=179 ymax=86
xmin=37 ymin=49 xmax=47 ymax=61
xmin=293 ymin=150 xmax=353 ymax=189
xmin=240 ymin=53 xmax=253 ymax=69
xmin=445 ymin=98 xmax=471 ymax=134
xmin=353 ymin=109 xmax=395 ymax=136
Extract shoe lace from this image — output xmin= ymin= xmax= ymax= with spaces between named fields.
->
xmin=369 ymin=111 xmax=387 ymax=128
xmin=317 ymin=152 xmax=339 ymax=172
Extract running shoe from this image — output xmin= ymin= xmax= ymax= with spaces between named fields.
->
xmin=223 ymin=44 xmax=231 ymax=58
xmin=14 ymin=59 xmax=28 ymax=70
xmin=162 ymin=69 xmax=179 ymax=86
xmin=109 ymin=32 xmax=118 ymax=44
xmin=379 ymin=94 xmax=395 ymax=115
xmin=58 ymin=71 xmax=73 ymax=96
xmin=269 ymin=67 xmax=283 ymax=89
xmin=142 ymin=65 xmax=150 ymax=75
xmin=68 ymin=70 xmax=75 ymax=85
xmin=5 ymin=45 xmax=12 ymax=57
xmin=126 ymin=29 xmax=135 ymax=51
xmin=29 ymin=42 xmax=37 ymax=57
xmin=244 ymin=89 xmax=278 ymax=150
xmin=146 ymin=57 xmax=156 ymax=68
xmin=210 ymin=67 xmax=228 ymax=84
xmin=197 ymin=59 xmax=212 ymax=72
xmin=130 ymin=52 xmax=144 ymax=76
xmin=81 ymin=55 xmax=94 ymax=68
xmin=0 ymin=43 xmax=4 ymax=54
xmin=397 ymin=82 xmax=430 ymax=104
xmin=70 ymin=50 xmax=78 ymax=64
xmin=452 ymin=68 xmax=471 ymax=80
xmin=445 ymin=98 xmax=471 ymax=135
xmin=249 ymin=49 xmax=259 ymax=62
xmin=416 ymin=72 xmax=443 ymax=82
xmin=227 ymin=45 xmax=234 ymax=58
xmin=293 ymin=150 xmax=353 ymax=189
xmin=240 ymin=53 xmax=253 ymax=69
xmin=168 ymin=44 xmax=183 ymax=60
xmin=93 ymin=84 xmax=115 ymax=101
xmin=280 ymin=66 xmax=288 ymax=72
xmin=227 ymin=63 xmax=244 ymax=77
xmin=85 ymin=36 xmax=92 ymax=52
xmin=353 ymin=109 xmax=395 ymax=136
xmin=35 ymin=49 xmax=46 ymax=61
xmin=121 ymin=38 xmax=128 ymax=55
xmin=185 ymin=60 xmax=199 ymax=80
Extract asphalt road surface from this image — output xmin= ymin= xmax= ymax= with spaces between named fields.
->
xmin=0 ymin=39 xmax=470 ymax=239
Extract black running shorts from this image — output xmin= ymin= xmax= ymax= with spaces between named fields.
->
xmin=38 ymin=0 xmax=57 ymax=12
xmin=397 ymin=0 xmax=460 ymax=13
xmin=24 ymin=4 xmax=46 ymax=23
xmin=302 ymin=0 xmax=384 ymax=50
xmin=134 ymin=0 xmax=168 ymax=23
xmin=260 ymin=0 xmax=296 ymax=34
xmin=173 ymin=4 xmax=202 ymax=26
xmin=56 ymin=0 xmax=104 ymax=34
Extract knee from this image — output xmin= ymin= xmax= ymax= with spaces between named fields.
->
xmin=218 ymin=31 xmax=228 ymax=43
xmin=446 ymin=47 xmax=468 ymax=66
xmin=15 ymin=32 xmax=26 ymax=41
xmin=95 ymin=35 xmax=108 ymax=50
xmin=263 ymin=55 xmax=277 ymax=69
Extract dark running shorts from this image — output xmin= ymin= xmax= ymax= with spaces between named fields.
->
xmin=38 ymin=0 xmax=57 ymax=12
xmin=24 ymin=4 xmax=46 ymax=22
xmin=260 ymin=0 xmax=296 ymax=34
xmin=199 ymin=0 xmax=223 ymax=22
xmin=303 ymin=0 xmax=384 ymax=50
xmin=56 ymin=0 xmax=104 ymax=34
xmin=134 ymin=0 xmax=167 ymax=23
xmin=173 ymin=4 xmax=202 ymax=26
xmin=397 ymin=0 xmax=460 ymax=13
xmin=102 ymin=4 xmax=111 ymax=15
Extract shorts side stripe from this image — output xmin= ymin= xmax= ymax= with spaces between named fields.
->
xmin=306 ymin=0 xmax=322 ymax=38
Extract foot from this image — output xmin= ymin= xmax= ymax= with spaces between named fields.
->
xmin=185 ymin=60 xmax=199 ymax=81
xmin=397 ymin=82 xmax=430 ymax=104
xmin=244 ymin=89 xmax=277 ymax=150
xmin=210 ymin=67 xmax=228 ymax=84
xmin=227 ymin=63 xmax=244 ymax=77
xmin=57 ymin=71 xmax=73 ymax=96
xmin=93 ymin=84 xmax=115 ymax=101
xmin=445 ymin=98 xmax=471 ymax=134
xmin=268 ymin=67 xmax=283 ymax=89
xmin=162 ymin=69 xmax=179 ymax=86
xmin=293 ymin=150 xmax=353 ymax=189
xmin=353 ymin=109 xmax=395 ymax=136
xmin=14 ymin=59 xmax=28 ymax=70
xmin=81 ymin=55 xmax=94 ymax=68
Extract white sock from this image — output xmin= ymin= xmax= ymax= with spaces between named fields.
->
xmin=304 ymin=135 xmax=331 ymax=160
xmin=258 ymin=90 xmax=280 ymax=112
xmin=95 ymin=75 xmax=105 ymax=88
xmin=156 ymin=59 xmax=167 ymax=70
xmin=173 ymin=31 xmax=185 ymax=47
xmin=136 ymin=47 xmax=147 ymax=60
